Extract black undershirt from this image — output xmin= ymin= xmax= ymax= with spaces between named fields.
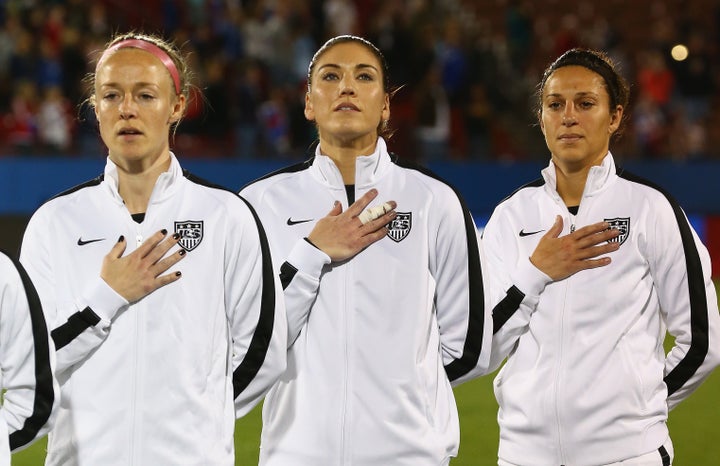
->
xmin=131 ymin=213 xmax=145 ymax=224
xmin=345 ymin=185 xmax=354 ymax=205
xmin=567 ymin=206 xmax=579 ymax=215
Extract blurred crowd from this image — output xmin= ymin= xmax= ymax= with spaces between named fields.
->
xmin=1 ymin=0 xmax=719 ymax=162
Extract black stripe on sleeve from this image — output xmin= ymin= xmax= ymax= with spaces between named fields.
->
xmin=231 ymin=197 xmax=277 ymax=399
xmin=180 ymin=170 xmax=279 ymax=399
xmin=50 ymin=307 xmax=101 ymax=350
xmin=279 ymin=262 xmax=298 ymax=290
xmin=5 ymin=253 xmax=55 ymax=451
xmin=659 ymin=446 xmax=671 ymax=466
xmin=618 ymin=170 xmax=709 ymax=396
xmin=393 ymin=159 xmax=487 ymax=382
xmin=492 ymin=286 xmax=526 ymax=334
xmin=443 ymin=199 xmax=485 ymax=382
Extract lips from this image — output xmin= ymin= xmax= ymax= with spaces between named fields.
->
xmin=118 ymin=127 xmax=142 ymax=136
xmin=558 ymin=133 xmax=582 ymax=141
xmin=335 ymin=102 xmax=359 ymax=111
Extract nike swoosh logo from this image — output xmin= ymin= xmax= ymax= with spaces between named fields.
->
xmin=77 ymin=237 xmax=106 ymax=246
xmin=286 ymin=218 xmax=313 ymax=226
xmin=518 ymin=229 xmax=544 ymax=237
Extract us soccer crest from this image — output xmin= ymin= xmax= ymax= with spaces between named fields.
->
xmin=386 ymin=212 xmax=412 ymax=243
xmin=605 ymin=217 xmax=630 ymax=245
xmin=174 ymin=220 xmax=204 ymax=251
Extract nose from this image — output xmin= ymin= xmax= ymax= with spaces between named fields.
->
xmin=118 ymin=94 xmax=136 ymax=119
xmin=561 ymin=103 xmax=576 ymax=126
xmin=339 ymin=75 xmax=356 ymax=96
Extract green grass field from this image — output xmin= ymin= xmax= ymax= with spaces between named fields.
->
xmin=13 ymin=283 xmax=720 ymax=465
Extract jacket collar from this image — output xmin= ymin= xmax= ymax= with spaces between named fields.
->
xmin=310 ymin=137 xmax=393 ymax=189
xmin=103 ymin=152 xmax=183 ymax=206
xmin=541 ymin=151 xmax=617 ymax=199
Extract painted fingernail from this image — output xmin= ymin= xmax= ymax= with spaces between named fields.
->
xmin=175 ymin=271 xmax=182 ymax=277
xmin=161 ymin=229 xmax=168 ymax=235
xmin=173 ymin=233 xmax=180 ymax=240
xmin=118 ymin=235 xmax=125 ymax=242
xmin=178 ymin=249 xmax=186 ymax=256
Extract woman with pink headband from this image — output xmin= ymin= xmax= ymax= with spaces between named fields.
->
xmin=20 ymin=32 xmax=287 ymax=465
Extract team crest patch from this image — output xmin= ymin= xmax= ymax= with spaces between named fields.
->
xmin=174 ymin=220 xmax=204 ymax=251
xmin=605 ymin=217 xmax=630 ymax=245
xmin=386 ymin=212 xmax=412 ymax=243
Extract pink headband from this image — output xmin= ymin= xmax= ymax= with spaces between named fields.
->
xmin=97 ymin=39 xmax=181 ymax=94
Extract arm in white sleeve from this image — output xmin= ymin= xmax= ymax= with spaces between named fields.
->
xmin=432 ymin=189 xmax=492 ymax=386
xmin=19 ymin=211 xmax=128 ymax=377
xmin=482 ymin=210 xmax=552 ymax=373
xmin=227 ymin=199 xmax=287 ymax=418
xmin=650 ymin=204 xmax=720 ymax=410
xmin=278 ymin=238 xmax=331 ymax=346
xmin=0 ymin=252 xmax=58 ymax=452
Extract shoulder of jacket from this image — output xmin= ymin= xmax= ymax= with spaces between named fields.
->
xmin=240 ymin=159 xmax=313 ymax=193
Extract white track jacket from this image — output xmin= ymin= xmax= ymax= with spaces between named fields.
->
xmin=0 ymin=252 xmax=57 ymax=466
xmin=240 ymin=138 xmax=492 ymax=466
xmin=20 ymin=154 xmax=287 ymax=466
xmin=484 ymin=153 xmax=720 ymax=466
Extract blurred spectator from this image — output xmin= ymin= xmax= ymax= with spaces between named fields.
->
xmin=465 ymin=82 xmax=492 ymax=159
xmin=505 ymin=0 xmax=533 ymax=74
xmin=633 ymin=90 xmax=668 ymax=158
xmin=323 ymin=0 xmax=358 ymax=36
xmin=36 ymin=37 xmax=63 ymax=90
xmin=231 ymin=59 xmax=265 ymax=158
xmin=258 ymin=87 xmax=291 ymax=158
xmin=637 ymin=48 xmax=675 ymax=110
xmin=3 ymin=80 xmax=37 ymax=155
xmin=414 ymin=61 xmax=450 ymax=162
xmin=36 ymin=85 xmax=73 ymax=153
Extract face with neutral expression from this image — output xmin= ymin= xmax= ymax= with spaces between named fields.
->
xmin=305 ymin=41 xmax=390 ymax=149
xmin=94 ymin=48 xmax=185 ymax=170
xmin=540 ymin=65 xmax=623 ymax=173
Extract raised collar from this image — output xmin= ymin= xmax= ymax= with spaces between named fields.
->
xmin=541 ymin=151 xmax=617 ymax=200
xmin=103 ymin=152 xmax=183 ymax=206
xmin=310 ymin=137 xmax=393 ymax=189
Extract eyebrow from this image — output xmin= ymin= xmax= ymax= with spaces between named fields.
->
xmin=98 ymin=81 xmax=162 ymax=89
xmin=317 ymin=63 xmax=379 ymax=73
xmin=545 ymin=91 xmax=600 ymax=99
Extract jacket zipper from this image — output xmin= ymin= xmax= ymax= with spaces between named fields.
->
xmin=557 ymin=201 xmax=584 ymax=464
xmin=554 ymin=210 xmax=574 ymax=464
xmin=130 ymin=224 xmax=147 ymax=463
xmin=340 ymin=239 xmax=350 ymax=465
xmin=554 ymin=278 xmax=568 ymax=464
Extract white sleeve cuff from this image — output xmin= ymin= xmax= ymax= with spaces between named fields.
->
xmin=286 ymin=238 xmax=331 ymax=280
xmin=513 ymin=257 xmax=553 ymax=301
xmin=81 ymin=277 xmax=129 ymax=323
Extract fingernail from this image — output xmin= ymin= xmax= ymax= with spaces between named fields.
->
xmin=118 ymin=235 xmax=125 ymax=242
xmin=178 ymin=249 xmax=186 ymax=256
xmin=161 ymin=229 xmax=168 ymax=235
xmin=173 ymin=232 xmax=180 ymax=240
xmin=175 ymin=271 xmax=182 ymax=277
xmin=334 ymin=200 xmax=340 ymax=206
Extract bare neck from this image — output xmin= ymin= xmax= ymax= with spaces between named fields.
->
xmin=319 ymin=137 xmax=378 ymax=185
xmin=113 ymin=154 xmax=172 ymax=214
xmin=555 ymin=168 xmax=588 ymax=207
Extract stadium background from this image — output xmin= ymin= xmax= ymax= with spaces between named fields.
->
xmin=2 ymin=0 xmax=719 ymax=464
